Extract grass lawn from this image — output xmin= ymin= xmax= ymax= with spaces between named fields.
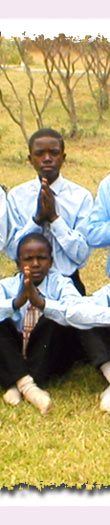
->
xmin=0 ymin=64 xmax=110 ymax=490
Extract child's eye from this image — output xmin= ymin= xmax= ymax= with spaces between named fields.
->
xmin=51 ymin=150 xmax=59 ymax=155
xmin=24 ymin=257 xmax=32 ymax=261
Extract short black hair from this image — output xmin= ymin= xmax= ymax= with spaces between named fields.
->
xmin=17 ymin=232 xmax=52 ymax=260
xmin=28 ymin=128 xmax=65 ymax=154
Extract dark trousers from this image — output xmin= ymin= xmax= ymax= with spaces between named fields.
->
xmin=0 ymin=316 xmax=110 ymax=392
xmin=0 ymin=317 xmax=85 ymax=390
xmin=71 ymin=270 xmax=86 ymax=296
xmin=81 ymin=326 xmax=110 ymax=369
xmin=69 ymin=271 xmax=110 ymax=368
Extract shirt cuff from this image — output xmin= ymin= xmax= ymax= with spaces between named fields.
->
xmin=3 ymin=298 xmax=16 ymax=314
xmin=43 ymin=298 xmax=56 ymax=316
xmin=50 ymin=215 xmax=69 ymax=236
xmin=32 ymin=217 xmax=42 ymax=231
xmin=12 ymin=298 xmax=18 ymax=311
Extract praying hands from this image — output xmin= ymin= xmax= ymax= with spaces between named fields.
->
xmin=35 ymin=178 xmax=58 ymax=224
xmin=13 ymin=267 xmax=45 ymax=311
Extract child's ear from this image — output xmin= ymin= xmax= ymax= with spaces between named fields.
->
xmin=50 ymin=256 xmax=53 ymax=267
xmin=27 ymin=154 xmax=31 ymax=163
xmin=16 ymin=259 xmax=20 ymax=269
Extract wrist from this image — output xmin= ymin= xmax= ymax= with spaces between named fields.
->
xmin=40 ymin=298 xmax=45 ymax=310
xmin=13 ymin=292 xmax=26 ymax=310
xmin=32 ymin=215 xmax=40 ymax=224
xmin=29 ymin=285 xmax=45 ymax=310
xmin=33 ymin=215 xmax=44 ymax=225
xmin=32 ymin=295 xmax=45 ymax=310
xmin=49 ymin=214 xmax=59 ymax=223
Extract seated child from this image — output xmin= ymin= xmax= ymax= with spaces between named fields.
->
xmin=1 ymin=232 xmax=110 ymax=414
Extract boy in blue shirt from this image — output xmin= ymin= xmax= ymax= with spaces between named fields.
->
xmin=6 ymin=128 xmax=93 ymax=295
xmin=1 ymin=232 xmax=110 ymax=413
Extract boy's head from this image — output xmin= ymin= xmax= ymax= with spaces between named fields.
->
xmin=17 ymin=233 xmax=53 ymax=285
xmin=28 ymin=128 xmax=66 ymax=185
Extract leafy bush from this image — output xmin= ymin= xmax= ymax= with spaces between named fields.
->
xmin=0 ymin=38 xmax=21 ymax=65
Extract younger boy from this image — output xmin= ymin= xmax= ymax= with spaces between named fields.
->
xmin=1 ymin=232 xmax=110 ymax=413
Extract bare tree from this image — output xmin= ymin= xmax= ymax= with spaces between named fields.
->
xmin=0 ymin=36 xmax=52 ymax=145
xmin=0 ymin=65 xmax=29 ymax=144
xmin=34 ymin=34 xmax=86 ymax=136
xmin=79 ymin=35 xmax=110 ymax=117
xmin=14 ymin=37 xmax=52 ymax=129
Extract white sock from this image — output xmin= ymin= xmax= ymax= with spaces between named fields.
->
xmin=100 ymin=385 xmax=110 ymax=412
xmin=3 ymin=386 xmax=22 ymax=406
xmin=100 ymin=361 xmax=110 ymax=383
xmin=17 ymin=375 xmax=52 ymax=415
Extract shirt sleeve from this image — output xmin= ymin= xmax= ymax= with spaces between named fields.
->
xmin=6 ymin=192 xmax=42 ymax=260
xmin=44 ymin=274 xmax=110 ymax=329
xmin=0 ymin=283 xmax=18 ymax=322
xmin=50 ymin=191 xmax=93 ymax=269
xmin=66 ymin=296 xmax=110 ymax=329
xmin=0 ymin=187 xmax=7 ymax=251
xmin=87 ymin=175 xmax=110 ymax=247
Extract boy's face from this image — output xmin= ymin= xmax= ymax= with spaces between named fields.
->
xmin=18 ymin=239 xmax=52 ymax=285
xmin=29 ymin=136 xmax=65 ymax=185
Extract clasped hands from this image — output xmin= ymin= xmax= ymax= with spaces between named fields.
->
xmin=14 ymin=267 xmax=45 ymax=311
xmin=35 ymin=178 xmax=58 ymax=224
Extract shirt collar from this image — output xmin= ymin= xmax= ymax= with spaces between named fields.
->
xmin=37 ymin=274 xmax=47 ymax=296
xmin=50 ymin=174 xmax=63 ymax=195
xmin=36 ymin=173 xmax=63 ymax=196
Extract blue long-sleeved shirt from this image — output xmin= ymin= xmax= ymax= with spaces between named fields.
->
xmin=1 ymin=267 xmax=110 ymax=332
xmin=87 ymin=174 xmax=110 ymax=276
xmin=0 ymin=186 xmax=7 ymax=252
xmin=6 ymin=174 xmax=93 ymax=275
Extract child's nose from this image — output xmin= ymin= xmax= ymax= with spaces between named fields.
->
xmin=43 ymin=151 xmax=52 ymax=161
xmin=33 ymin=257 xmax=39 ymax=266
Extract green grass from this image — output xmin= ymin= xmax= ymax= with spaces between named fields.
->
xmin=0 ymin=65 xmax=110 ymax=490
xmin=0 ymin=366 xmax=110 ymax=490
